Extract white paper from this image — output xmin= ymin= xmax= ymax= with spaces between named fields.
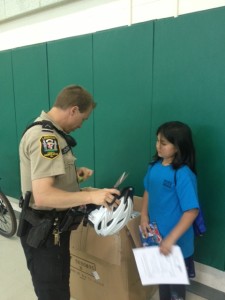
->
xmin=133 ymin=245 xmax=189 ymax=285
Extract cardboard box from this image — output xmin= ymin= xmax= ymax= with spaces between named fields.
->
xmin=70 ymin=196 xmax=157 ymax=300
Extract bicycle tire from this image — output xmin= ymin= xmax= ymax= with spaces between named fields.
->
xmin=0 ymin=192 xmax=17 ymax=237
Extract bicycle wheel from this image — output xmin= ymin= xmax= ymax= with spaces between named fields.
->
xmin=0 ymin=192 xmax=17 ymax=237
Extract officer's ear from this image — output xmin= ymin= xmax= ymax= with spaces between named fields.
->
xmin=70 ymin=106 xmax=80 ymax=116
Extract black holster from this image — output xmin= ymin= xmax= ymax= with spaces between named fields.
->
xmin=17 ymin=191 xmax=32 ymax=238
xmin=17 ymin=191 xmax=56 ymax=248
xmin=25 ymin=209 xmax=56 ymax=248
xmin=59 ymin=207 xmax=84 ymax=232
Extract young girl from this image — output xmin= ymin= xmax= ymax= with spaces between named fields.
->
xmin=140 ymin=121 xmax=199 ymax=300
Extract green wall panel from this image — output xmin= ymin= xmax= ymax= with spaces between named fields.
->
xmin=12 ymin=44 xmax=49 ymax=197
xmin=0 ymin=50 xmax=20 ymax=197
xmin=152 ymin=7 xmax=225 ymax=270
xmin=12 ymin=44 xmax=49 ymax=138
xmin=47 ymin=35 xmax=94 ymax=187
xmin=93 ymin=22 xmax=154 ymax=195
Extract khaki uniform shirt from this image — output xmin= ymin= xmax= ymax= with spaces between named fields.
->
xmin=19 ymin=111 xmax=80 ymax=209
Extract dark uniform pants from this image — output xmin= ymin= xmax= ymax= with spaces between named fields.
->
xmin=20 ymin=224 xmax=71 ymax=300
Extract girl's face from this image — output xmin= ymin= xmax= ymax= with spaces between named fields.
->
xmin=156 ymin=133 xmax=177 ymax=165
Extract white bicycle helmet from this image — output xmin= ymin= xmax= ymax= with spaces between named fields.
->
xmin=88 ymin=186 xmax=134 ymax=236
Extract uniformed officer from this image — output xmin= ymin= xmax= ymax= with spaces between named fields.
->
xmin=19 ymin=85 xmax=119 ymax=300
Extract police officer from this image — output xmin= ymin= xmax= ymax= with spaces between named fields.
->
xmin=19 ymin=85 xmax=119 ymax=300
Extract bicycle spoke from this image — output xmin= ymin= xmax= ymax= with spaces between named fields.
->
xmin=0 ymin=211 xmax=13 ymax=232
xmin=0 ymin=193 xmax=17 ymax=237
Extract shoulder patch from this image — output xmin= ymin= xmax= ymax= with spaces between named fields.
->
xmin=40 ymin=135 xmax=60 ymax=159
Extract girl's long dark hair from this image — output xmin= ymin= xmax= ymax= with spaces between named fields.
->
xmin=153 ymin=121 xmax=196 ymax=174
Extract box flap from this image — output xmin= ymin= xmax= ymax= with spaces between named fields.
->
xmin=133 ymin=195 xmax=143 ymax=212
xmin=124 ymin=195 xmax=143 ymax=248
xmin=126 ymin=215 xmax=142 ymax=248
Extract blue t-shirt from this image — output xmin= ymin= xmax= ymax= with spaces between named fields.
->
xmin=144 ymin=161 xmax=199 ymax=258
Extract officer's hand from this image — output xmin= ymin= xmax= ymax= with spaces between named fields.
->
xmin=77 ymin=167 xmax=93 ymax=182
xmin=90 ymin=188 xmax=120 ymax=208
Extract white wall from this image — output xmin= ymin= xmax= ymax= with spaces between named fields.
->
xmin=0 ymin=0 xmax=68 ymax=22
xmin=0 ymin=0 xmax=225 ymax=51
xmin=2 ymin=0 xmax=225 ymax=292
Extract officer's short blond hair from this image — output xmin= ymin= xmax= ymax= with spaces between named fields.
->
xmin=54 ymin=85 xmax=96 ymax=112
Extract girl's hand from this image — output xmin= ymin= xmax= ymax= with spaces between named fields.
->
xmin=159 ymin=236 xmax=175 ymax=255
xmin=140 ymin=215 xmax=151 ymax=238
xmin=77 ymin=167 xmax=93 ymax=182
